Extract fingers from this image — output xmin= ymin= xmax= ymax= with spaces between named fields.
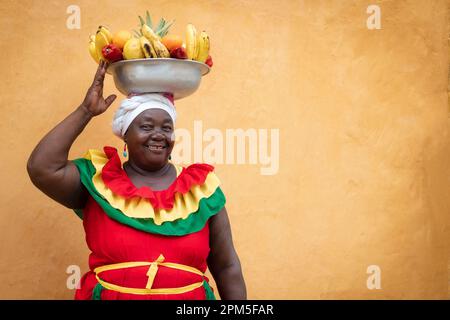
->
xmin=92 ymin=60 xmax=109 ymax=88
xmin=104 ymin=94 xmax=117 ymax=108
xmin=92 ymin=60 xmax=104 ymax=82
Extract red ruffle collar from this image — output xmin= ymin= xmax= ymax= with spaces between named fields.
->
xmin=100 ymin=146 xmax=214 ymax=210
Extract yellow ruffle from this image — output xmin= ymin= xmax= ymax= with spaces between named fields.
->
xmin=84 ymin=149 xmax=221 ymax=224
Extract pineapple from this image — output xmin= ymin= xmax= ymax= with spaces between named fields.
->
xmin=133 ymin=10 xmax=174 ymax=38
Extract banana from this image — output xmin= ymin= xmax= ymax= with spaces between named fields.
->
xmin=151 ymin=38 xmax=170 ymax=58
xmin=140 ymin=36 xmax=157 ymax=58
xmin=95 ymin=30 xmax=110 ymax=61
xmin=141 ymin=24 xmax=160 ymax=42
xmin=88 ymin=35 xmax=100 ymax=63
xmin=185 ymin=23 xmax=198 ymax=60
xmin=97 ymin=25 xmax=113 ymax=42
xmin=195 ymin=31 xmax=210 ymax=63
xmin=141 ymin=24 xmax=170 ymax=58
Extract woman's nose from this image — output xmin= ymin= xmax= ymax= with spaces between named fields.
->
xmin=150 ymin=130 xmax=165 ymax=139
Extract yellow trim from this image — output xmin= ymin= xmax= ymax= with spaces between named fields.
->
xmin=93 ymin=255 xmax=205 ymax=295
xmin=95 ymin=276 xmax=204 ymax=295
xmin=84 ymin=149 xmax=221 ymax=223
xmin=145 ymin=254 xmax=165 ymax=289
xmin=94 ymin=259 xmax=204 ymax=277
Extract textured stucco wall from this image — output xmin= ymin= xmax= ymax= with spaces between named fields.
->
xmin=0 ymin=0 xmax=448 ymax=299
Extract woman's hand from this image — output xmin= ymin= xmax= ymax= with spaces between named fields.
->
xmin=80 ymin=60 xmax=117 ymax=117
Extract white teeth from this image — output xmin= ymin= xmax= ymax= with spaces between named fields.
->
xmin=147 ymin=145 xmax=165 ymax=151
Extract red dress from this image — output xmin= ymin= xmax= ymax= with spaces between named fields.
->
xmin=72 ymin=147 xmax=225 ymax=300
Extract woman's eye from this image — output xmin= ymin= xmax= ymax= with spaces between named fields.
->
xmin=141 ymin=125 xmax=153 ymax=130
xmin=163 ymin=126 xmax=172 ymax=131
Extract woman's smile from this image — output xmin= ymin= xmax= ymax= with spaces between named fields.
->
xmin=145 ymin=143 xmax=168 ymax=153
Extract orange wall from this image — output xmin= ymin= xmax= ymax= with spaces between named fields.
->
xmin=0 ymin=0 xmax=449 ymax=299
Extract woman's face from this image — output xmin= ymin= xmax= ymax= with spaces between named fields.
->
xmin=124 ymin=108 xmax=175 ymax=170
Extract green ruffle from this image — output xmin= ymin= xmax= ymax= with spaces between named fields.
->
xmin=72 ymin=158 xmax=225 ymax=236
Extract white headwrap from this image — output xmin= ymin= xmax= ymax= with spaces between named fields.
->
xmin=112 ymin=93 xmax=177 ymax=139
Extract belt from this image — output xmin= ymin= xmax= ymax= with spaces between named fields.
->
xmin=93 ymin=254 xmax=205 ymax=295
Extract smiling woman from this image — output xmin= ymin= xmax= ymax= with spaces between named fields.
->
xmin=122 ymin=108 xmax=175 ymax=176
xmin=26 ymin=61 xmax=247 ymax=300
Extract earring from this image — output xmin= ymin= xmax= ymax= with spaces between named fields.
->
xmin=169 ymin=154 xmax=172 ymax=160
xmin=123 ymin=143 xmax=128 ymax=157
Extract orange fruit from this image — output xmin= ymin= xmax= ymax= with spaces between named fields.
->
xmin=161 ymin=34 xmax=183 ymax=51
xmin=112 ymin=30 xmax=132 ymax=50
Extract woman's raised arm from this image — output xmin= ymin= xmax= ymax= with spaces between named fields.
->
xmin=26 ymin=61 xmax=117 ymax=209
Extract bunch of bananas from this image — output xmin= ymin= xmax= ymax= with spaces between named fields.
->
xmin=139 ymin=24 xmax=170 ymax=58
xmin=89 ymin=26 xmax=113 ymax=63
xmin=185 ymin=23 xmax=210 ymax=63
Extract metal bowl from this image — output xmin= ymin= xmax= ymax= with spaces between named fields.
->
xmin=106 ymin=58 xmax=210 ymax=100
